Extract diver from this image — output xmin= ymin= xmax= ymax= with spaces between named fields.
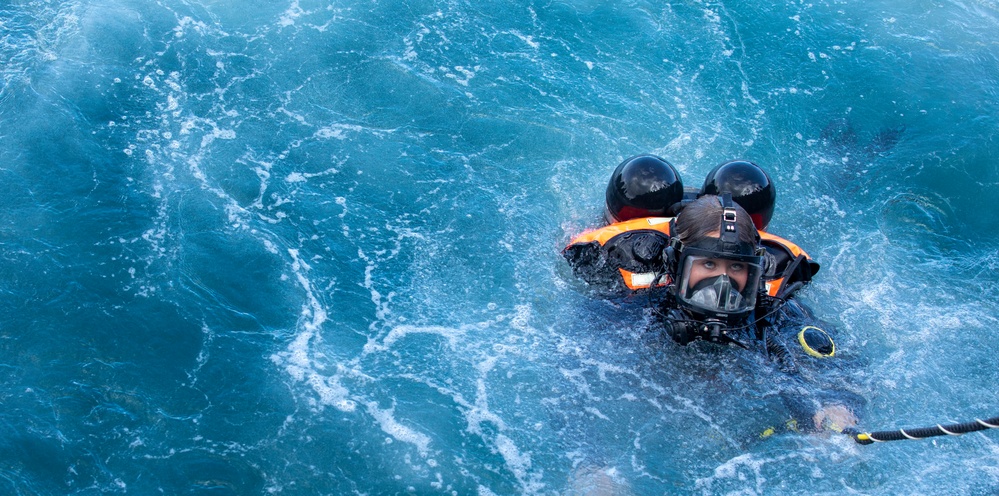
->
xmin=562 ymin=156 xmax=861 ymax=432
xmin=655 ymin=193 xmax=860 ymax=431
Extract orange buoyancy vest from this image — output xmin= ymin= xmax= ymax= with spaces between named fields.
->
xmin=758 ymin=231 xmax=820 ymax=298
xmin=563 ymin=217 xmax=674 ymax=290
xmin=564 ymin=218 xmax=819 ymax=294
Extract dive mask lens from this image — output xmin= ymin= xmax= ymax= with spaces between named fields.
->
xmin=677 ymin=254 xmax=761 ymax=317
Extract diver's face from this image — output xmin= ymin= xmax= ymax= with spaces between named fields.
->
xmin=686 ymin=258 xmax=749 ymax=291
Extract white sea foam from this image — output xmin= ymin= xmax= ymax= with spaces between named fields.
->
xmin=270 ymin=248 xmax=359 ymax=412
xmin=363 ymin=324 xmax=468 ymax=354
xmin=278 ymin=0 xmax=306 ymax=28
xmin=695 ymin=452 xmax=770 ymax=494
xmin=366 ymin=401 xmax=433 ymax=458
xmin=444 ymin=65 xmax=478 ymax=86
xmin=494 ymin=434 xmax=532 ymax=480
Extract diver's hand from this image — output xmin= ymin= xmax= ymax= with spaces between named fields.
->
xmin=813 ymin=404 xmax=858 ymax=433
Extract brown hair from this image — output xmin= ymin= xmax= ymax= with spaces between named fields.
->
xmin=674 ymin=195 xmax=759 ymax=247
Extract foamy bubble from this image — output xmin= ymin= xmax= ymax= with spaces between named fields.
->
xmin=308 ymin=374 xmax=356 ymax=412
xmin=366 ymin=402 xmax=432 ymax=457
xmin=378 ymin=325 xmax=466 ymax=352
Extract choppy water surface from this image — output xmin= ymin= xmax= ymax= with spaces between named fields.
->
xmin=2 ymin=0 xmax=998 ymax=494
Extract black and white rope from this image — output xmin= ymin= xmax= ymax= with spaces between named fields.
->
xmin=846 ymin=416 xmax=999 ymax=445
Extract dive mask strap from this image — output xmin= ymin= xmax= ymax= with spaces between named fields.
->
xmin=719 ymin=193 xmax=739 ymax=248
xmin=664 ymin=218 xmax=681 ymax=275
xmin=718 ymin=193 xmax=764 ymax=257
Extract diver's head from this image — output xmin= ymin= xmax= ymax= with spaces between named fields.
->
xmin=700 ymin=160 xmax=776 ymax=230
xmin=670 ymin=194 xmax=764 ymax=324
xmin=605 ymin=154 xmax=684 ymax=223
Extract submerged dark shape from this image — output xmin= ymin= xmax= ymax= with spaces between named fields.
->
xmin=820 ymin=117 xmax=906 ymax=161
xmin=864 ymin=124 xmax=906 ymax=156
xmin=818 ymin=118 xmax=907 ymax=199
xmin=820 ymin=118 xmax=859 ymax=155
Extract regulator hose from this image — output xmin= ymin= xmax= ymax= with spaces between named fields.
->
xmin=764 ymin=331 xmax=797 ymax=374
xmin=844 ymin=416 xmax=999 ymax=445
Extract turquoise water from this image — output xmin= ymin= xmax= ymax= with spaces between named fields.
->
xmin=2 ymin=0 xmax=998 ymax=494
